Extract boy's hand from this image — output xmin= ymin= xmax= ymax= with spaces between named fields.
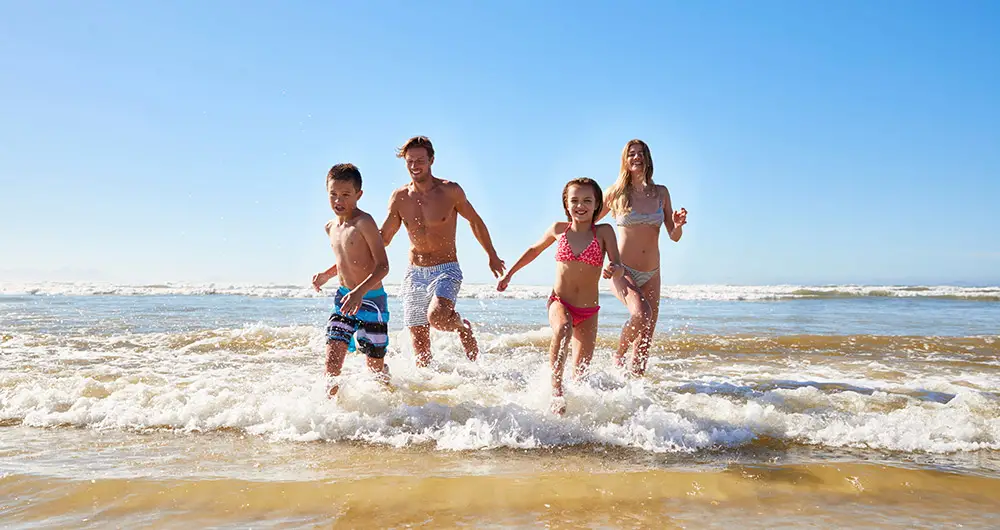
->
xmin=340 ymin=288 xmax=365 ymax=315
xmin=312 ymin=265 xmax=339 ymax=292
xmin=497 ymin=274 xmax=512 ymax=292
xmin=312 ymin=272 xmax=330 ymax=292
xmin=488 ymin=253 xmax=506 ymax=278
xmin=672 ymin=207 xmax=688 ymax=228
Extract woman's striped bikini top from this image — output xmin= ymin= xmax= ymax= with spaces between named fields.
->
xmin=615 ymin=198 xmax=664 ymax=227
xmin=555 ymin=226 xmax=603 ymax=268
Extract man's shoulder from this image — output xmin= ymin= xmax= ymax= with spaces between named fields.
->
xmin=435 ymin=178 xmax=467 ymax=200
xmin=389 ymin=184 xmax=412 ymax=200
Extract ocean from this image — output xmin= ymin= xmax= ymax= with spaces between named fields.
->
xmin=2 ymin=282 xmax=999 ymax=528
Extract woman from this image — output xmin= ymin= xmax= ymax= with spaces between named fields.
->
xmin=598 ymin=139 xmax=687 ymax=376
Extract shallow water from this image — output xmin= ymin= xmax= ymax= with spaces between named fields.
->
xmin=1 ymin=283 xmax=999 ymax=527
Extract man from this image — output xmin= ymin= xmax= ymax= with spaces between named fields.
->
xmin=380 ymin=136 xmax=505 ymax=367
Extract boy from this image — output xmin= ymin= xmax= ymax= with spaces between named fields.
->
xmin=311 ymin=163 xmax=390 ymax=397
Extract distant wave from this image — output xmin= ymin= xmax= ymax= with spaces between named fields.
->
xmin=2 ymin=282 xmax=999 ymax=302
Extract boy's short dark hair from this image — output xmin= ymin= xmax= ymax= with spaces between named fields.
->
xmin=395 ymin=136 xmax=435 ymax=159
xmin=327 ymin=163 xmax=362 ymax=190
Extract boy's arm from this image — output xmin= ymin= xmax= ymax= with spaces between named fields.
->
xmin=380 ymin=191 xmax=403 ymax=247
xmin=453 ymin=184 xmax=505 ymax=278
xmin=498 ymin=223 xmax=559 ymax=290
xmin=351 ymin=215 xmax=390 ymax=296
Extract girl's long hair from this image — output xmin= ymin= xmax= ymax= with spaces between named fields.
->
xmin=605 ymin=139 xmax=654 ymax=216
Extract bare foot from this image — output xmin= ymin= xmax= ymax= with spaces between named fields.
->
xmin=327 ymin=383 xmax=339 ymax=399
xmin=613 ymin=353 xmax=627 ymax=369
xmin=458 ymin=319 xmax=479 ymax=361
xmin=550 ymin=394 xmax=566 ymax=415
xmin=376 ymin=364 xmax=391 ymax=386
xmin=415 ymin=351 xmax=432 ymax=368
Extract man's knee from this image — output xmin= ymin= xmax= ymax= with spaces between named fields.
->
xmin=427 ymin=300 xmax=455 ymax=327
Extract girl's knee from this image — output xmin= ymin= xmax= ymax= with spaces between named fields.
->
xmin=553 ymin=320 xmax=573 ymax=341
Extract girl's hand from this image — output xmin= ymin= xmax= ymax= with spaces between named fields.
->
xmin=603 ymin=262 xmax=623 ymax=280
xmin=672 ymin=207 xmax=688 ymax=228
xmin=497 ymin=274 xmax=512 ymax=292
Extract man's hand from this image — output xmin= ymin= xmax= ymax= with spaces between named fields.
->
xmin=672 ymin=207 xmax=688 ymax=228
xmin=340 ymin=288 xmax=365 ymax=316
xmin=489 ymin=253 xmax=506 ymax=278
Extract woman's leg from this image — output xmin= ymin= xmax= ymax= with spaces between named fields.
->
xmin=630 ymin=272 xmax=662 ymax=376
xmin=611 ymin=271 xmax=653 ymax=368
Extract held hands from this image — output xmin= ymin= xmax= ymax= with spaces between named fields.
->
xmin=489 ymin=253 xmax=507 ymax=279
xmin=496 ymin=273 xmax=512 ymax=292
xmin=672 ymin=207 xmax=688 ymax=228
xmin=603 ymin=261 xmax=624 ymax=280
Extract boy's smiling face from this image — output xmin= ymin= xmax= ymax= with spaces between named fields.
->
xmin=328 ymin=179 xmax=362 ymax=217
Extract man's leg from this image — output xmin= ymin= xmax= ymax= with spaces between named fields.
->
xmin=400 ymin=266 xmax=433 ymax=367
xmin=426 ymin=264 xmax=477 ymax=361
xmin=428 ymin=297 xmax=478 ymax=361
xmin=409 ymin=325 xmax=432 ymax=367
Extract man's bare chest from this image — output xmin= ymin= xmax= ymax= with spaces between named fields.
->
xmin=399 ymin=198 xmax=456 ymax=228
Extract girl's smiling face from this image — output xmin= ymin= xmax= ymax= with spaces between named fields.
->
xmin=565 ymin=183 xmax=597 ymax=224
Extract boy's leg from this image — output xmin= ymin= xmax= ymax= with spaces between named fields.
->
xmin=326 ymin=292 xmax=358 ymax=398
xmin=325 ymin=341 xmax=349 ymax=397
xmin=365 ymin=355 xmax=390 ymax=385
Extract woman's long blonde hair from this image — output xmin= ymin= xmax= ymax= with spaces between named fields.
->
xmin=605 ymin=139 xmax=654 ymax=216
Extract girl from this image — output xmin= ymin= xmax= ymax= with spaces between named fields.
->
xmin=597 ymin=139 xmax=688 ymax=376
xmin=497 ymin=178 xmax=623 ymax=414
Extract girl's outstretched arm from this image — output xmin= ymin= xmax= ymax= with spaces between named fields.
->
xmin=497 ymin=223 xmax=560 ymax=291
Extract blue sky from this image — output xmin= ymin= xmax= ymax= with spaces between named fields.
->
xmin=1 ymin=0 xmax=998 ymax=286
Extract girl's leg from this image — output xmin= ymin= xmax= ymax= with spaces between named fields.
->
xmin=570 ymin=312 xmax=599 ymax=381
xmin=631 ymin=272 xmax=662 ymax=376
xmin=610 ymin=271 xmax=652 ymax=368
xmin=547 ymin=299 xmax=573 ymax=415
